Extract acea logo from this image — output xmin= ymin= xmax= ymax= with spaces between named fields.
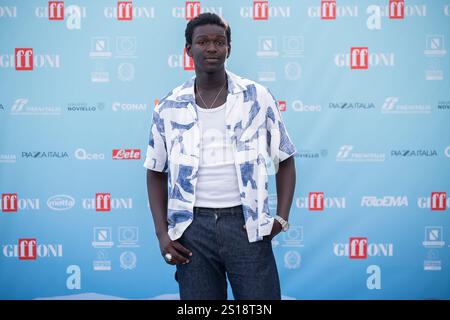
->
xmin=334 ymin=237 xmax=394 ymax=259
xmin=2 ymin=239 xmax=63 ymax=259
xmin=47 ymin=194 xmax=75 ymax=211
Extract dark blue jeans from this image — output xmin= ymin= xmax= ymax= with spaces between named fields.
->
xmin=175 ymin=204 xmax=281 ymax=300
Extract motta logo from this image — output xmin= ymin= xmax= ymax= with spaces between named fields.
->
xmin=350 ymin=47 xmax=368 ymax=69
xmin=334 ymin=237 xmax=394 ymax=259
xmin=185 ymin=1 xmax=200 ymax=20
xmin=389 ymin=0 xmax=404 ymax=19
xmin=82 ymin=194 xmax=133 ymax=211
xmin=118 ymin=1 xmax=132 ymax=20
xmin=321 ymin=0 xmax=336 ymax=20
xmin=254 ymin=0 xmax=269 ymax=20
xmin=112 ymin=149 xmax=141 ymax=160
xmin=2 ymin=193 xmax=40 ymax=212
xmin=15 ymin=48 xmax=33 ymax=70
xmin=48 ymin=1 xmax=64 ymax=20
xmin=47 ymin=194 xmax=75 ymax=211
xmin=2 ymin=239 xmax=63 ymax=259
xmin=183 ymin=48 xmax=195 ymax=71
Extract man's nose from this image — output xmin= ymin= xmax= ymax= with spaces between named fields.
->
xmin=206 ymin=42 xmax=218 ymax=52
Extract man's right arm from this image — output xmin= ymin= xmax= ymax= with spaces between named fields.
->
xmin=146 ymin=169 xmax=168 ymax=239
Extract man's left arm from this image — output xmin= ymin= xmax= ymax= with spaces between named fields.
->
xmin=264 ymin=90 xmax=298 ymax=237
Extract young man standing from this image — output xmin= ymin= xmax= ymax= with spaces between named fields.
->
xmin=145 ymin=13 xmax=297 ymax=300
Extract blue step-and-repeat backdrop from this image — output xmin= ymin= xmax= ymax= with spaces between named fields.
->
xmin=0 ymin=0 xmax=449 ymax=300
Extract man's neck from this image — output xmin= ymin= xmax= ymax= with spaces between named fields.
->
xmin=195 ymin=69 xmax=227 ymax=91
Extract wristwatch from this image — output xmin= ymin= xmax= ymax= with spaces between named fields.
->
xmin=274 ymin=215 xmax=289 ymax=232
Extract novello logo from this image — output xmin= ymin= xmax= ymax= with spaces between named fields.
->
xmin=2 ymin=193 xmax=17 ymax=212
xmin=2 ymin=239 xmax=63 ymax=259
xmin=389 ymin=0 xmax=404 ymax=19
xmin=321 ymin=0 xmax=336 ymax=20
xmin=253 ymin=0 xmax=269 ymax=20
xmin=350 ymin=47 xmax=368 ymax=69
xmin=47 ymin=194 xmax=75 ymax=211
xmin=15 ymin=48 xmax=33 ymax=70
xmin=309 ymin=192 xmax=324 ymax=211
xmin=185 ymin=1 xmax=200 ymax=20
xmin=48 ymin=1 xmax=64 ymax=20
xmin=112 ymin=149 xmax=141 ymax=160
xmin=333 ymin=238 xmax=394 ymax=259
xmin=117 ymin=1 xmax=132 ymax=20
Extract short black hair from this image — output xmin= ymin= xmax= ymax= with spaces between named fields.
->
xmin=185 ymin=13 xmax=231 ymax=46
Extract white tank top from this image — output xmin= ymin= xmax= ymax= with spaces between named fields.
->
xmin=193 ymin=102 xmax=242 ymax=208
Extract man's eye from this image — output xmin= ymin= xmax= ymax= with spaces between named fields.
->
xmin=216 ymin=41 xmax=225 ymax=46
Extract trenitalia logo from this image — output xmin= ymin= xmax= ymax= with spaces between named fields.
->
xmin=47 ymin=195 xmax=75 ymax=211
xmin=336 ymin=145 xmax=385 ymax=162
xmin=334 ymin=238 xmax=394 ymax=259
xmin=103 ymin=4 xmax=155 ymax=19
xmin=240 ymin=1 xmax=290 ymax=19
xmin=1 ymin=194 xmax=40 ymax=212
xmin=418 ymin=192 xmax=448 ymax=211
xmin=334 ymin=49 xmax=394 ymax=68
xmin=361 ymin=196 xmax=408 ymax=207
xmin=2 ymin=239 xmax=63 ymax=259
xmin=321 ymin=0 xmax=336 ymax=19
xmin=172 ymin=2 xmax=222 ymax=19
xmin=0 ymin=6 xmax=17 ymax=18
xmin=82 ymin=194 xmax=133 ymax=211
xmin=0 ymin=49 xmax=60 ymax=69
xmin=308 ymin=4 xmax=358 ymax=18
xmin=10 ymin=98 xmax=61 ymax=116
xmin=112 ymin=149 xmax=141 ymax=160
xmin=381 ymin=97 xmax=432 ymax=114
xmin=295 ymin=193 xmax=346 ymax=210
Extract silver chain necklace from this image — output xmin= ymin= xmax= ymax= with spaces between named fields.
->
xmin=195 ymin=79 xmax=227 ymax=109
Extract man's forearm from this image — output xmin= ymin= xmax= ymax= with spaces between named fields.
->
xmin=146 ymin=169 xmax=169 ymax=239
xmin=275 ymin=156 xmax=296 ymax=221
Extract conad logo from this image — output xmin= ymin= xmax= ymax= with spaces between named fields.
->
xmin=47 ymin=194 xmax=75 ymax=211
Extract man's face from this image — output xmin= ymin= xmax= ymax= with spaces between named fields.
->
xmin=186 ymin=24 xmax=230 ymax=74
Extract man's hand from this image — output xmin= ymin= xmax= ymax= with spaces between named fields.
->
xmin=158 ymin=233 xmax=192 ymax=265
xmin=267 ymin=219 xmax=283 ymax=240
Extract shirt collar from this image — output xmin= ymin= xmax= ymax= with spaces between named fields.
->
xmin=175 ymin=69 xmax=247 ymax=104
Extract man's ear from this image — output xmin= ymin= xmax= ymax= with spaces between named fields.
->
xmin=186 ymin=43 xmax=193 ymax=57
xmin=226 ymin=44 xmax=231 ymax=58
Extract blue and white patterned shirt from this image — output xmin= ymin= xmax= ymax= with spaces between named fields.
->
xmin=144 ymin=70 xmax=297 ymax=243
